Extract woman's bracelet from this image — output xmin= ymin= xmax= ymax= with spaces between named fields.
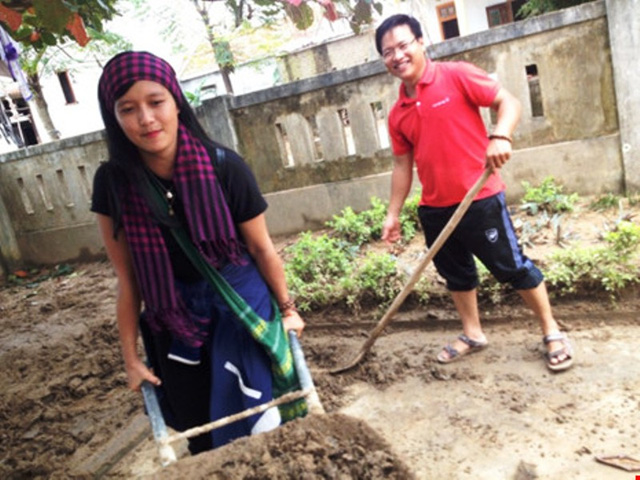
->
xmin=279 ymin=298 xmax=297 ymax=313
xmin=488 ymin=134 xmax=512 ymax=144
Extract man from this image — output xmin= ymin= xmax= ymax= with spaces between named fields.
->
xmin=377 ymin=14 xmax=573 ymax=371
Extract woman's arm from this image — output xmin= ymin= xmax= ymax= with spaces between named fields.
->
xmin=238 ymin=213 xmax=305 ymax=336
xmin=96 ymin=214 xmax=161 ymax=390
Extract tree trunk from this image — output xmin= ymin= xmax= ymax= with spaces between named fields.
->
xmin=221 ymin=69 xmax=234 ymax=95
xmin=27 ymin=72 xmax=61 ymax=142
xmin=191 ymin=0 xmax=234 ymax=95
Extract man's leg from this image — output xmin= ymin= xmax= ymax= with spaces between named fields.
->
xmin=438 ymin=288 xmax=488 ymax=361
xmin=518 ymin=282 xmax=570 ymax=367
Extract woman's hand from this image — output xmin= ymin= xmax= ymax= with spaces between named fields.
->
xmin=282 ymin=309 xmax=305 ymax=338
xmin=124 ymin=356 xmax=162 ymax=392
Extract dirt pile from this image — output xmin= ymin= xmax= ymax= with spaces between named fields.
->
xmin=0 ymin=261 xmax=139 ymax=479
xmin=154 ymin=413 xmax=414 ymax=479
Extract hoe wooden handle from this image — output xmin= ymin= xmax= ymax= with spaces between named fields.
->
xmin=331 ymin=168 xmax=493 ymax=374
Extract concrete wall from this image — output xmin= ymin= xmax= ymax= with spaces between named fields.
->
xmin=223 ymin=1 xmax=619 ymax=196
xmin=605 ymin=0 xmax=640 ymax=193
xmin=0 ymin=132 xmax=106 ymax=275
xmin=277 ymin=31 xmax=380 ymax=82
xmin=1 ymin=0 xmax=637 ymax=277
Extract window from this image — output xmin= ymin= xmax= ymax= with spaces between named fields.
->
xmin=437 ymin=2 xmax=460 ymax=40
xmin=306 ymin=115 xmax=324 ymax=161
xmin=2 ymin=96 xmax=38 ymax=146
xmin=337 ymin=108 xmax=356 ymax=156
xmin=370 ymin=101 xmax=390 ymax=150
xmin=487 ymin=1 xmax=527 ymax=28
xmin=275 ymin=122 xmax=294 ymax=167
xmin=526 ymin=64 xmax=544 ymax=117
xmin=57 ymin=71 xmax=77 ymax=104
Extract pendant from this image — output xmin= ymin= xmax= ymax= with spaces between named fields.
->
xmin=166 ymin=190 xmax=174 ymax=215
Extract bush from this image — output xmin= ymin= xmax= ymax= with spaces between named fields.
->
xmin=545 ymin=220 xmax=640 ymax=297
xmin=520 ymin=176 xmax=579 ymax=215
xmin=326 ymin=194 xmax=421 ymax=246
xmin=284 ymin=232 xmax=407 ymax=312
xmin=284 ymin=232 xmax=357 ymax=311
xmin=326 ymin=197 xmax=388 ymax=245
xmin=589 ymin=192 xmax=620 ymax=211
xmin=285 ymin=190 xmax=640 ymax=312
xmin=345 ymin=251 xmax=402 ymax=310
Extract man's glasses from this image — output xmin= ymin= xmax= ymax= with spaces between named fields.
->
xmin=382 ymin=38 xmax=417 ymax=60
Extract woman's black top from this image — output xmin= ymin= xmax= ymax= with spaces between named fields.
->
xmin=91 ymin=147 xmax=267 ymax=282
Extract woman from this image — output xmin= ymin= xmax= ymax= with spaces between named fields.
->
xmin=91 ymin=51 xmax=306 ymax=453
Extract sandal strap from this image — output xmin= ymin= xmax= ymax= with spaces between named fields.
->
xmin=544 ymin=332 xmax=574 ymax=359
xmin=442 ymin=344 xmax=460 ymax=359
xmin=543 ymin=332 xmax=567 ymax=345
xmin=545 ymin=348 xmax=572 ymax=361
xmin=458 ymin=334 xmax=486 ymax=348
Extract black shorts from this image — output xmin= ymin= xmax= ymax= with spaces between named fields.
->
xmin=418 ymin=192 xmax=543 ymax=291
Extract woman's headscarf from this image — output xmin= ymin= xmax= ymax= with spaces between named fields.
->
xmin=98 ymin=51 xmax=246 ymax=346
xmin=98 ymin=50 xmax=184 ymax=114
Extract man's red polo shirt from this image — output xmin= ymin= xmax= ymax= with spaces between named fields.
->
xmin=388 ymin=60 xmax=506 ymax=207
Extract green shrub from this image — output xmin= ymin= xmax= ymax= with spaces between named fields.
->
xmin=345 ymin=251 xmax=402 ymax=309
xmin=520 ymin=176 xmax=579 ymax=215
xmin=326 ymin=194 xmax=420 ymax=246
xmin=589 ymin=192 xmax=620 ymax=211
xmin=284 ymin=232 xmax=357 ymax=310
xmin=326 ymin=197 xmax=386 ymax=245
xmin=545 ymin=220 xmax=640 ymax=297
xmin=325 ymin=206 xmax=372 ymax=245
xmin=284 ymin=233 xmax=406 ymax=312
xmin=399 ymin=193 xmax=421 ymax=240
xmin=604 ymin=220 xmax=640 ymax=261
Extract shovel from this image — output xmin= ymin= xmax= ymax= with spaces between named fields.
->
xmin=330 ymin=168 xmax=492 ymax=374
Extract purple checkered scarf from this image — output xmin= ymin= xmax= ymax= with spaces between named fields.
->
xmin=99 ymin=51 xmax=245 ymax=346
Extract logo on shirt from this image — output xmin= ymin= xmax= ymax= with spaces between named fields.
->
xmin=485 ymin=228 xmax=499 ymax=243
xmin=431 ymin=96 xmax=450 ymax=108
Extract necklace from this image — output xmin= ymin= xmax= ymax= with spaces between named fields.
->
xmin=164 ymin=186 xmax=176 ymax=216
xmin=150 ymin=174 xmax=177 ymax=216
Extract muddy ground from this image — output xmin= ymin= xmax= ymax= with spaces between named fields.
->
xmin=1 ymin=198 xmax=639 ymax=479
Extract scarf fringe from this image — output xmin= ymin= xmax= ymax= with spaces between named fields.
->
xmin=199 ymin=238 xmax=248 ymax=268
xmin=144 ymin=305 xmax=210 ymax=348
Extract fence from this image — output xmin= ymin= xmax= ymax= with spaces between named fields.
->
xmin=0 ymin=0 xmax=638 ymax=279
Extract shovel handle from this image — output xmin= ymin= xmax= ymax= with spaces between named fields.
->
xmin=289 ymin=330 xmax=325 ymax=414
xmin=140 ymin=380 xmax=177 ymax=466
xmin=331 ymin=168 xmax=493 ymax=374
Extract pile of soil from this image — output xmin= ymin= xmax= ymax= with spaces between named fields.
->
xmin=0 ymin=262 xmax=138 ymax=479
xmin=156 ymin=413 xmax=414 ymax=479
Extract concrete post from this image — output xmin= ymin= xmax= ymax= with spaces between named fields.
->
xmin=196 ymin=94 xmax=239 ymax=151
xmin=0 ymin=195 xmax=20 ymax=278
xmin=605 ymin=0 xmax=640 ymax=192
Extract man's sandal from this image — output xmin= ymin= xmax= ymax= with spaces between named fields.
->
xmin=543 ymin=332 xmax=574 ymax=372
xmin=437 ymin=334 xmax=488 ymax=364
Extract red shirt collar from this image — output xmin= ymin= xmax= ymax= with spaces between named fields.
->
xmin=399 ymin=59 xmax=436 ymax=105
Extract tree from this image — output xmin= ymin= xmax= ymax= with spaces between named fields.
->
xmin=518 ymin=0 xmax=596 ymax=18
xmin=145 ymin=0 xmax=381 ymax=95
xmin=19 ymin=27 xmax=131 ymax=141
xmin=0 ymin=0 xmax=119 ymax=142
xmin=0 ymin=0 xmax=117 ymax=48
